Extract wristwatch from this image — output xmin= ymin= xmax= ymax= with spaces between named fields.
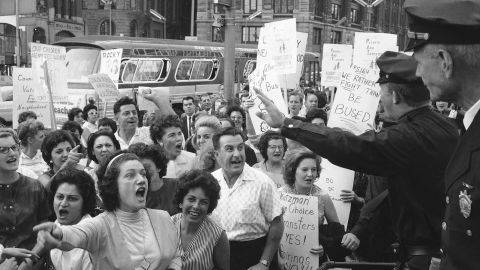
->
xmin=260 ymin=259 xmax=269 ymax=267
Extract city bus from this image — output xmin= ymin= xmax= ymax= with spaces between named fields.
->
xmin=53 ymin=35 xmax=320 ymax=116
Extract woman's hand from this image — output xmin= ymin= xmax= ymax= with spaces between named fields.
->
xmin=2 ymin=248 xmax=38 ymax=260
xmin=33 ymin=222 xmax=63 ymax=252
xmin=341 ymin=233 xmax=360 ymax=251
xmin=0 ymin=258 xmax=18 ymax=270
xmin=63 ymin=145 xmax=83 ymax=168
xmin=309 ymin=244 xmax=324 ymax=257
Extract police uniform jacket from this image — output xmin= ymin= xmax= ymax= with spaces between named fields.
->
xmin=442 ymin=111 xmax=480 ymax=270
xmin=281 ymin=106 xmax=459 ymax=247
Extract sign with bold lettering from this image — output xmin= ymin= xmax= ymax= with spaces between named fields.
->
xmin=321 ymin=44 xmax=353 ymax=88
xmin=278 ymin=193 xmax=319 ymax=270
xmin=30 ymin=43 xmax=69 ymax=103
xmin=99 ymin=48 xmax=123 ymax=82
xmin=12 ymin=68 xmax=51 ymax=129
xmin=352 ymin=33 xmax=398 ymax=72
xmin=317 ymin=63 xmax=381 ymax=225
xmin=278 ymin=32 xmax=309 ymax=90
xmin=88 ymin=73 xmax=120 ymax=101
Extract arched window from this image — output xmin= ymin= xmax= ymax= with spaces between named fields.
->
xmin=99 ymin=19 xmax=115 ymax=35
xmin=142 ymin=22 xmax=149 ymax=37
xmin=130 ymin=20 xmax=137 ymax=37
xmin=32 ymin=27 xmax=46 ymax=43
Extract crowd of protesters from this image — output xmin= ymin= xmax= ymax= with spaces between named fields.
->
xmin=1 ymin=1 xmax=480 ymax=270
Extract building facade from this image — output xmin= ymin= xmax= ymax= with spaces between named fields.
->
xmin=196 ymin=0 xmax=408 ymax=84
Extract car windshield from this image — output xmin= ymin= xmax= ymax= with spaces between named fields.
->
xmin=64 ymin=47 xmax=100 ymax=81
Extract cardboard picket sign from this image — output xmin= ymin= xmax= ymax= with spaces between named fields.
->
xmin=352 ymin=32 xmax=399 ymax=72
xmin=278 ymin=32 xmax=309 ymax=90
xmin=12 ymin=68 xmax=52 ymax=129
xmin=88 ymin=73 xmax=120 ymax=101
xmin=99 ymin=48 xmax=123 ymax=82
xmin=321 ymin=44 xmax=353 ymax=88
xmin=278 ymin=193 xmax=319 ymax=270
xmin=316 ymin=63 xmax=382 ymax=226
xmin=263 ymin=18 xmax=298 ymax=74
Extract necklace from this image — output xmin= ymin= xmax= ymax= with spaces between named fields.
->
xmin=292 ymin=184 xmax=313 ymax=196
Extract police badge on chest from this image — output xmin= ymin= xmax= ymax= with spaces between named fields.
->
xmin=459 ymin=182 xmax=473 ymax=219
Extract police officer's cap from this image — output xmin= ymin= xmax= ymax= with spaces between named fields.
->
xmin=404 ymin=0 xmax=480 ymax=50
xmin=376 ymin=51 xmax=422 ymax=84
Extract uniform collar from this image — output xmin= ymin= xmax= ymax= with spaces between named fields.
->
xmin=463 ymin=98 xmax=480 ymax=130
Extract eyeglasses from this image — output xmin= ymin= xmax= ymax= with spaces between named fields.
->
xmin=0 ymin=144 xmax=20 ymax=155
xmin=268 ymin=145 xmax=284 ymax=150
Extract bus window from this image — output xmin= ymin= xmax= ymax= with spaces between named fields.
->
xmin=132 ymin=59 xmax=166 ymax=82
xmin=176 ymin=60 xmax=194 ymax=81
xmin=176 ymin=59 xmax=219 ymax=81
xmin=122 ymin=59 xmax=138 ymax=82
xmin=243 ymin=60 xmax=256 ymax=80
xmin=65 ymin=47 xmax=100 ymax=81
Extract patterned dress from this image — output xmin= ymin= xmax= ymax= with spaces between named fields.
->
xmin=171 ymin=214 xmax=224 ymax=270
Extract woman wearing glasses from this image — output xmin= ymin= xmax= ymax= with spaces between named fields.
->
xmin=253 ymin=131 xmax=287 ymax=188
xmin=0 ymin=128 xmax=49 ymax=268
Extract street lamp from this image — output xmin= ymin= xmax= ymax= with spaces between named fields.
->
xmin=353 ymin=0 xmax=385 ymax=31
xmin=149 ymin=9 xmax=166 ymax=39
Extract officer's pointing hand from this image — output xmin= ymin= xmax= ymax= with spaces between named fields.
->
xmin=253 ymin=86 xmax=285 ymax=128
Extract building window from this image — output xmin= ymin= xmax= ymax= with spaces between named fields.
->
xmin=331 ymin=3 xmax=341 ymax=20
xmin=244 ymin=0 xmax=260 ymax=13
xmin=330 ymin=30 xmax=341 ymax=44
xmin=314 ymin=0 xmax=323 ymax=17
xmin=242 ymin=26 xmax=260 ymax=43
xmin=82 ymin=0 xmax=87 ymax=9
xmin=313 ymin=28 xmax=322 ymax=45
xmin=131 ymin=0 xmax=137 ymax=9
xmin=142 ymin=23 xmax=150 ymax=37
xmin=99 ymin=20 xmax=115 ymax=35
xmin=130 ymin=20 xmax=137 ymax=37
xmin=32 ymin=27 xmax=46 ymax=43
xmin=274 ymin=0 xmax=294 ymax=14
xmin=350 ymin=8 xmax=360 ymax=24
xmin=212 ymin=27 xmax=224 ymax=42
xmin=99 ymin=0 xmax=116 ymax=9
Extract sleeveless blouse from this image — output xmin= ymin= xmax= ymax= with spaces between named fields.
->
xmin=171 ymin=214 xmax=224 ymax=270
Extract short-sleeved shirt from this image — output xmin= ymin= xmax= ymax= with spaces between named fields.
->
xmin=0 ymin=174 xmax=50 ymax=249
xmin=164 ymin=151 xmax=196 ymax=178
xmin=115 ymin=127 xmax=153 ymax=150
xmin=19 ymin=150 xmax=49 ymax=177
xmin=211 ymin=165 xmax=283 ymax=241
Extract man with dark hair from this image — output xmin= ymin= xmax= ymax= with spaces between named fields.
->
xmin=405 ymin=1 xmax=480 ymax=269
xmin=17 ymin=111 xmax=37 ymax=124
xmin=255 ymin=51 xmax=459 ymax=270
xmin=114 ymin=92 xmax=174 ymax=149
xmin=211 ymin=127 xmax=284 ymax=270
xmin=181 ymin=96 xmax=196 ymax=139
xmin=305 ymin=108 xmax=328 ymax=126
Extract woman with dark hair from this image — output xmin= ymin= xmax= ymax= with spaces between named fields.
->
xmin=86 ymin=131 xmax=121 ymax=168
xmin=68 ymin=108 xmax=84 ymax=125
xmin=150 ymin=115 xmax=196 ymax=178
xmin=253 ymin=131 xmax=287 ymax=187
xmin=280 ymin=150 xmax=340 ymax=262
xmin=34 ymin=151 xmax=182 ymax=270
xmin=82 ymin=104 xmax=98 ymax=133
xmin=172 ymin=170 xmax=229 ymax=270
xmin=226 ymin=105 xmax=246 ymax=132
xmin=45 ymin=168 xmax=97 ymax=270
xmin=305 ymin=108 xmax=328 ymax=126
xmin=38 ymin=130 xmax=81 ymax=188
xmin=128 ymin=143 xmax=177 ymax=215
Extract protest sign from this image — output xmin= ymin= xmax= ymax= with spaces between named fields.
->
xmin=88 ymin=73 xmax=120 ymax=101
xmin=352 ymin=33 xmax=398 ymax=72
xmin=317 ymin=63 xmax=381 ymax=225
xmin=278 ymin=192 xmax=319 ymax=270
xmin=30 ymin=43 xmax=69 ymax=103
xmin=278 ymin=32 xmax=308 ymax=90
xmin=52 ymin=94 xmax=87 ymax=129
xmin=137 ymin=86 xmax=169 ymax=111
xmin=99 ymin=48 xmax=123 ymax=82
xmin=248 ymin=69 xmax=289 ymax=134
xmin=320 ymin=44 xmax=353 ymax=88
xmin=12 ymin=68 xmax=52 ymax=129
xmin=263 ymin=18 xmax=297 ymax=74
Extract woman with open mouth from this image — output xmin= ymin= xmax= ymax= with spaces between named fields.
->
xmin=43 ymin=168 xmax=97 ymax=270
xmin=253 ymin=131 xmax=288 ymax=187
xmin=34 ymin=151 xmax=182 ymax=270
xmin=172 ymin=170 xmax=229 ymax=270
xmin=279 ymin=150 xmax=340 ymax=264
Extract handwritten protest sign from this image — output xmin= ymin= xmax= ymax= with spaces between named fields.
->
xmin=278 ymin=192 xmax=319 ymax=270
xmin=263 ymin=18 xmax=297 ymax=74
xmin=321 ymin=44 xmax=353 ymax=88
xmin=12 ymin=68 xmax=52 ymax=129
xmin=352 ymin=33 xmax=398 ymax=72
xmin=30 ymin=43 xmax=69 ymax=103
xmin=317 ymin=64 xmax=381 ymax=225
xmin=99 ymin=48 xmax=123 ymax=82
xmin=88 ymin=73 xmax=120 ymax=101
xmin=278 ymin=32 xmax=308 ymax=90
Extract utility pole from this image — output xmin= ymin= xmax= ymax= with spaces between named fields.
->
xmin=223 ymin=1 xmax=235 ymax=104
xmin=15 ymin=0 xmax=21 ymax=66
xmin=190 ymin=0 xmax=195 ymax=36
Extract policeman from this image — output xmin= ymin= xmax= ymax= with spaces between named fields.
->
xmin=404 ymin=0 xmax=480 ymax=269
xmin=253 ymin=51 xmax=459 ymax=270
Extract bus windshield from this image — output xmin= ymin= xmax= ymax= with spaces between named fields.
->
xmin=64 ymin=47 xmax=100 ymax=81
